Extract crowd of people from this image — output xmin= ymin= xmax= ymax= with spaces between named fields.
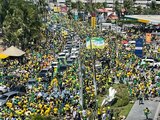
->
xmin=0 ymin=12 xmax=160 ymax=120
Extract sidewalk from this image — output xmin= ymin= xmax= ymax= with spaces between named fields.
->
xmin=126 ymin=98 xmax=160 ymax=120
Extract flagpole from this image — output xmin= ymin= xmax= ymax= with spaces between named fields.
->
xmin=89 ymin=29 xmax=98 ymax=119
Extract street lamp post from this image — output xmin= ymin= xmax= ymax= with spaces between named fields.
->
xmin=79 ymin=37 xmax=83 ymax=109
xmin=89 ymin=30 xmax=98 ymax=119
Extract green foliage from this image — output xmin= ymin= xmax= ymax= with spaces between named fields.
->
xmin=71 ymin=2 xmax=77 ymax=9
xmin=113 ymin=84 xmax=129 ymax=107
xmin=135 ymin=5 xmax=142 ymax=14
xmin=150 ymin=1 xmax=157 ymax=10
xmin=85 ymin=3 xmax=95 ymax=12
xmin=93 ymin=2 xmax=104 ymax=9
xmin=77 ymin=1 xmax=85 ymax=10
xmin=103 ymin=2 xmax=108 ymax=8
xmin=0 ymin=0 xmax=47 ymax=49
xmin=31 ymin=115 xmax=52 ymax=120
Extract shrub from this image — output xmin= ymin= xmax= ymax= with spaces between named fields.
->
xmin=113 ymin=84 xmax=130 ymax=107
xmin=115 ymin=97 xmax=129 ymax=107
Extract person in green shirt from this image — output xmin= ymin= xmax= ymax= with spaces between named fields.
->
xmin=143 ymin=107 xmax=151 ymax=120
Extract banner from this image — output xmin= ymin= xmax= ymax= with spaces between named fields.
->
xmin=53 ymin=7 xmax=60 ymax=12
xmin=91 ymin=17 xmax=96 ymax=29
xmin=86 ymin=37 xmax=105 ymax=49
xmin=146 ymin=33 xmax=151 ymax=43
xmin=135 ymin=38 xmax=143 ymax=58
xmin=74 ymin=11 xmax=78 ymax=20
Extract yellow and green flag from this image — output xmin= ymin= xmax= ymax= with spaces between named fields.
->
xmin=86 ymin=37 xmax=105 ymax=49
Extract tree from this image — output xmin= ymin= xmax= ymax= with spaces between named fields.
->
xmin=0 ymin=0 xmax=10 ymax=26
xmin=1 ymin=0 xmax=45 ymax=49
xmin=77 ymin=1 xmax=85 ymax=11
xmin=123 ymin=0 xmax=135 ymax=14
xmin=94 ymin=2 xmax=103 ymax=9
xmin=71 ymin=2 xmax=77 ymax=9
xmin=103 ymin=2 xmax=108 ymax=8
xmin=150 ymin=1 xmax=157 ymax=10
xmin=85 ymin=3 xmax=94 ymax=12
xmin=135 ymin=5 xmax=142 ymax=14
xmin=114 ymin=0 xmax=121 ymax=18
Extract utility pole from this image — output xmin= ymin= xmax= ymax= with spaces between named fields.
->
xmin=79 ymin=36 xmax=83 ymax=109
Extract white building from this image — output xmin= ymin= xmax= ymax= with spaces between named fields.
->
xmin=48 ymin=0 xmax=160 ymax=7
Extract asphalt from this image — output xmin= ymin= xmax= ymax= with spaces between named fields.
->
xmin=126 ymin=98 xmax=160 ymax=120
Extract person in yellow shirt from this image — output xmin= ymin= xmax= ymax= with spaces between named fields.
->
xmin=53 ymin=107 xmax=58 ymax=116
xmin=45 ymin=107 xmax=51 ymax=116
xmin=97 ymin=108 xmax=101 ymax=120
xmin=6 ymin=101 xmax=13 ymax=108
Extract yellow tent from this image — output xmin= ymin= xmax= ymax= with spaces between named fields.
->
xmin=0 ymin=53 xmax=8 ymax=59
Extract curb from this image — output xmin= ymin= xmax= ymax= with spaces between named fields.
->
xmin=154 ymin=98 xmax=160 ymax=120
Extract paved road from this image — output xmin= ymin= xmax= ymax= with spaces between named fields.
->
xmin=126 ymin=98 xmax=160 ymax=120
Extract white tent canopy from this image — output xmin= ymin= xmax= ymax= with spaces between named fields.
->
xmin=1 ymin=46 xmax=25 ymax=57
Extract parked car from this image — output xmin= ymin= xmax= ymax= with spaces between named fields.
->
xmin=128 ymin=40 xmax=136 ymax=44
xmin=38 ymin=68 xmax=51 ymax=82
xmin=0 ymin=85 xmax=8 ymax=94
xmin=26 ymin=78 xmax=37 ymax=89
xmin=70 ymin=51 xmax=79 ymax=60
xmin=38 ymin=68 xmax=50 ymax=78
xmin=141 ymin=58 xmax=154 ymax=66
xmin=58 ymin=65 xmax=67 ymax=74
xmin=141 ymin=58 xmax=160 ymax=67
xmin=58 ymin=52 xmax=66 ymax=59
xmin=71 ymin=48 xmax=79 ymax=54
xmin=63 ymin=49 xmax=70 ymax=58
xmin=0 ymin=91 xmax=19 ymax=106
xmin=65 ymin=44 xmax=72 ymax=50
xmin=51 ymin=61 xmax=58 ymax=68
xmin=67 ymin=58 xmax=74 ymax=66
xmin=10 ymin=85 xmax=26 ymax=95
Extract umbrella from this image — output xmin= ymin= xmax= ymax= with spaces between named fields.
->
xmin=1 ymin=46 xmax=25 ymax=56
xmin=0 ymin=53 xmax=8 ymax=59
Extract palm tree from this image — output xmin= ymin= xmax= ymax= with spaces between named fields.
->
xmin=136 ymin=5 xmax=142 ymax=14
xmin=123 ymin=0 xmax=135 ymax=14
xmin=114 ymin=0 xmax=121 ymax=18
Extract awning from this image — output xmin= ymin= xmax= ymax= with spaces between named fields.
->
xmin=121 ymin=40 xmax=128 ymax=44
xmin=0 ymin=53 xmax=8 ymax=59
xmin=97 ymin=8 xmax=113 ymax=13
xmin=1 ymin=46 xmax=25 ymax=57
xmin=108 ymin=13 xmax=118 ymax=20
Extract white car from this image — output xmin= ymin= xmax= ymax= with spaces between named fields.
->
xmin=141 ymin=59 xmax=160 ymax=67
xmin=141 ymin=59 xmax=154 ymax=65
xmin=63 ymin=50 xmax=70 ymax=57
xmin=71 ymin=48 xmax=79 ymax=54
xmin=51 ymin=61 xmax=58 ymax=68
xmin=128 ymin=41 xmax=136 ymax=45
xmin=26 ymin=79 xmax=37 ymax=89
xmin=0 ymin=85 xmax=8 ymax=94
xmin=70 ymin=55 xmax=78 ymax=59
xmin=58 ymin=52 xmax=66 ymax=60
